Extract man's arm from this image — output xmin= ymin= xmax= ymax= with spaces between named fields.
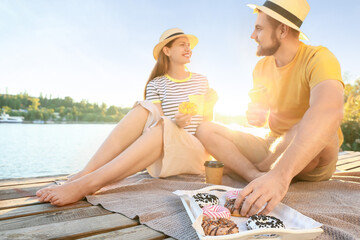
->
xmin=235 ymin=79 xmax=344 ymax=216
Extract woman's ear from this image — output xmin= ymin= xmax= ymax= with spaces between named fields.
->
xmin=162 ymin=47 xmax=170 ymax=57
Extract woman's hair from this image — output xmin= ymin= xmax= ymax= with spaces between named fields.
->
xmin=143 ymin=40 xmax=174 ymax=99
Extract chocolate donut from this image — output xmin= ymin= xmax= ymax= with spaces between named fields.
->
xmin=202 ymin=217 xmax=239 ymax=236
xmin=224 ymin=198 xmax=245 ymax=217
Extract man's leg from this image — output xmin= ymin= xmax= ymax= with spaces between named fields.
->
xmin=256 ymin=124 xmax=339 ymax=180
xmin=296 ymin=132 xmax=339 ymax=181
xmin=196 ymin=122 xmax=267 ymax=182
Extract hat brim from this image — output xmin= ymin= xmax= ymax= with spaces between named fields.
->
xmin=247 ymin=4 xmax=309 ymax=41
xmin=153 ymin=34 xmax=198 ymax=60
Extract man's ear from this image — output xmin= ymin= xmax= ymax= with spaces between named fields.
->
xmin=163 ymin=47 xmax=170 ymax=57
xmin=279 ymin=24 xmax=289 ymax=39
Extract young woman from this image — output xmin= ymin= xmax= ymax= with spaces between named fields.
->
xmin=36 ymin=28 xmax=218 ymax=206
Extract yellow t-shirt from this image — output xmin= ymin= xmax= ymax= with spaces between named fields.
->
xmin=252 ymin=42 xmax=344 ymax=143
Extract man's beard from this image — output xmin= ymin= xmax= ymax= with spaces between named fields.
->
xmin=256 ymin=32 xmax=280 ymax=56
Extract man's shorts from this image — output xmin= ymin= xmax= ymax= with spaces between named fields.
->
xmin=230 ymin=130 xmax=337 ymax=182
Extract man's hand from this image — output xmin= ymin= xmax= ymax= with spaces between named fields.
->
xmin=246 ymin=102 xmax=268 ymax=127
xmin=235 ymin=171 xmax=290 ymax=216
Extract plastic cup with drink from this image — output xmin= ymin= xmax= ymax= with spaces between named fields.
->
xmin=247 ymin=86 xmax=269 ymax=127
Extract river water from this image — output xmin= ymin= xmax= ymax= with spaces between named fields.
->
xmin=0 ymin=124 xmax=116 ymax=179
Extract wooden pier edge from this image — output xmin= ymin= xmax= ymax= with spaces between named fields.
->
xmin=0 ymin=151 xmax=359 ymax=239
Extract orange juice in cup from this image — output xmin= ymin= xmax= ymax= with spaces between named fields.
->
xmin=248 ymin=86 xmax=269 ymax=127
xmin=248 ymin=86 xmax=268 ymax=107
xmin=188 ymin=94 xmax=205 ymax=115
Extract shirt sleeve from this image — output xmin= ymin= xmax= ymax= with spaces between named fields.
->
xmin=145 ymin=80 xmax=161 ymax=103
xmin=306 ymin=47 xmax=344 ymax=89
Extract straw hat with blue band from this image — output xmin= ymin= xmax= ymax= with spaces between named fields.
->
xmin=153 ymin=28 xmax=198 ymax=60
xmin=247 ymin=0 xmax=310 ymax=40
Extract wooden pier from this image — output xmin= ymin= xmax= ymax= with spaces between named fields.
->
xmin=0 ymin=151 xmax=359 ymax=239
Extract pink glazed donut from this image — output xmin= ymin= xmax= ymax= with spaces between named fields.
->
xmin=203 ymin=205 xmax=231 ymax=219
xmin=225 ymin=189 xmax=241 ymax=200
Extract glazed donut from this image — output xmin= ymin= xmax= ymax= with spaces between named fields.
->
xmin=246 ymin=214 xmax=285 ymax=230
xmin=192 ymin=193 xmax=219 ymax=208
xmin=202 ymin=217 xmax=239 ymax=236
xmin=224 ymin=190 xmax=245 ymax=217
xmin=224 ymin=198 xmax=245 ymax=217
xmin=225 ymin=189 xmax=241 ymax=200
xmin=202 ymin=205 xmax=231 ymax=220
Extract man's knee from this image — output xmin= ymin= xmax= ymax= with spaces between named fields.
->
xmin=296 ymin=135 xmax=339 ymax=181
xmin=195 ymin=121 xmax=215 ymax=139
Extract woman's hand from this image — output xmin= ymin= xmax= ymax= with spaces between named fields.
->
xmin=174 ymin=112 xmax=192 ymax=128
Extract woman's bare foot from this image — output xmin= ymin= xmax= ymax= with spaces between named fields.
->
xmin=36 ymin=184 xmax=57 ymax=198
xmin=36 ymin=180 xmax=95 ymax=206
xmin=66 ymin=170 xmax=88 ymax=183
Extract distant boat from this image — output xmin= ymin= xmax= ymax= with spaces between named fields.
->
xmin=33 ymin=120 xmax=45 ymax=124
xmin=0 ymin=113 xmax=24 ymax=123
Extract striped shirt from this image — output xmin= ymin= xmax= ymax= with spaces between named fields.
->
xmin=145 ymin=72 xmax=209 ymax=135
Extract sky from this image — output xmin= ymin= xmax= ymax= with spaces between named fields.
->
xmin=1 ymin=0 xmax=359 ymax=116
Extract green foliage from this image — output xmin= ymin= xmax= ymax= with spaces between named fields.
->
xmin=341 ymin=78 xmax=360 ymax=151
xmin=0 ymin=93 xmax=130 ymax=123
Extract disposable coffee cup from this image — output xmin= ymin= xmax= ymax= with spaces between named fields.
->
xmin=204 ymin=161 xmax=224 ymax=185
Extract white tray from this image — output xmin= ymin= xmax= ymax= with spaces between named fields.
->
xmin=174 ymin=185 xmax=323 ymax=240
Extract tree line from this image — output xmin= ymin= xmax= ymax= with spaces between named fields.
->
xmin=342 ymin=78 xmax=360 ymax=151
xmin=1 ymin=77 xmax=360 ymax=151
xmin=0 ymin=93 xmax=130 ymax=123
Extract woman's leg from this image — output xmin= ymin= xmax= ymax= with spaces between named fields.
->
xmin=67 ymin=105 xmax=150 ymax=182
xmin=37 ymin=122 xmax=164 ymax=206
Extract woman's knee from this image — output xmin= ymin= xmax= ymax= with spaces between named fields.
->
xmin=132 ymin=104 xmax=150 ymax=116
xmin=146 ymin=120 xmax=164 ymax=136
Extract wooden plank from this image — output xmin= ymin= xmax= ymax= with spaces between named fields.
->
xmin=0 ymin=205 xmax=111 ymax=231
xmin=0 ymin=214 xmax=137 ymax=239
xmin=0 ymin=182 xmax=55 ymax=200
xmin=0 ymin=201 xmax=91 ymax=220
xmin=337 ymin=164 xmax=357 ymax=172
xmin=78 ymin=225 xmax=166 ymax=240
xmin=0 ymin=175 xmax=67 ymax=187
xmin=0 ymin=196 xmax=39 ymax=210
xmin=336 ymin=157 xmax=360 ymax=166
xmin=349 ymin=166 xmax=360 ymax=171
xmin=338 ymin=151 xmax=360 ymax=160
xmin=338 ymin=161 xmax=360 ymax=171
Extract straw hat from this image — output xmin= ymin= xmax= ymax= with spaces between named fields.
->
xmin=153 ymin=28 xmax=198 ymax=60
xmin=247 ymin=0 xmax=310 ymax=40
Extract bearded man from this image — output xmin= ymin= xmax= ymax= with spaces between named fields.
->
xmin=196 ymin=0 xmax=344 ymax=216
